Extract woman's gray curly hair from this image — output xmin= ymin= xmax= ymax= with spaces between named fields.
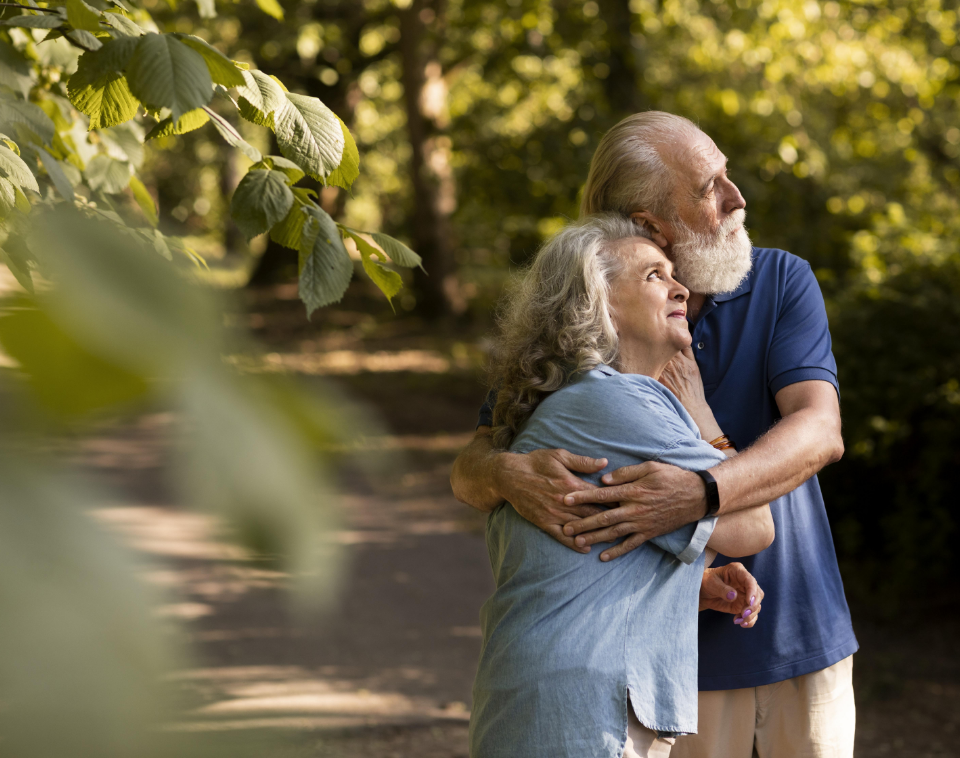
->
xmin=490 ymin=213 xmax=652 ymax=449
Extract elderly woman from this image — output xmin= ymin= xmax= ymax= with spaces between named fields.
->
xmin=469 ymin=215 xmax=775 ymax=758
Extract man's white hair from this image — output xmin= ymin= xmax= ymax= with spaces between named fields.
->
xmin=580 ymin=111 xmax=702 ymax=219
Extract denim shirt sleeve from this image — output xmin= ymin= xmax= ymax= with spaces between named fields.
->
xmin=618 ymin=378 xmax=727 ymax=564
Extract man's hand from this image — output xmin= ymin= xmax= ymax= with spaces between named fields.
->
xmin=496 ymin=448 xmax=608 ymax=553
xmin=699 ymin=562 xmax=764 ymax=628
xmin=560 ymin=461 xmax=707 ymax=561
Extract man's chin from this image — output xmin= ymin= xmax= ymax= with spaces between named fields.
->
xmin=673 ymin=228 xmax=753 ymax=295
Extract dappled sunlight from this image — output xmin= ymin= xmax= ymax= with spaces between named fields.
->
xmin=228 ymin=348 xmax=472 ymax=376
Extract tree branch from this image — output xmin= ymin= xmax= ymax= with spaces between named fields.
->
xmin=0 ymin=2 xmax=61 ymax=11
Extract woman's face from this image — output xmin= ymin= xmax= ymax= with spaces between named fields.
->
xmin=609 ymin=238 xmax=691 ymax=366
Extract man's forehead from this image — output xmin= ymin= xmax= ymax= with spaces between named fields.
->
xmin=665 ymin=131 xmax=726 ymax=177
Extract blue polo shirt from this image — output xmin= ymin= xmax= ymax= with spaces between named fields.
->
xmin=477 ymin=247 xmax=858 ymax=690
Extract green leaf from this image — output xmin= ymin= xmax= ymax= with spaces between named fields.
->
xmin=144 ymin=107 xmax=209 ymax=139
xmin=0 ymin=95 xmax=57 ymax=145
xmin=67 ymin=30 xmax=103 ymax=51
xmin=0 ymin=41 xmax=34 ymax=98
xmin=2 ymin=15 xmax=64 ymax=29
xmin=269 ymin=194 xmax=310 ymax=249
xmin=202 ymin=106 xmax=262 ymax=162
xmin=195 ymin=0 xmax=216 ymax=18
xmin=251 ymin=155 xmax=304 ymax=185
xmin=0 ymin=230 xmax=35 ymax=292
xmin=236 ymin=69 xmax=285 ymax=127
xmin=84 ymin=154 xmax=132 ymax=193
xmin=101 ymin=11 xmax=143 ymax=37
xmin=128 ymin=174 xmax=157 ymax=226
xmin=35 ymin=146 xmax=75 ymax=200
xmin=0 ymin=134 xmax=18 ymax=154
xmin=14 ymin=185 xmax=30 ymax=213
xmin=326 ymin=117 xmax=359 ymax=191
xmin=0 ymin=304 xmax=148 ymax=417
xmin=298 ymin=206 xmax=352 ymax=316
xmin=274 ymin=92 xmax=345 ymax=182
xmin=67 ymin=0 xmax=102 ymax=33
xmin=100 ymin=120 xmax=145 ymax=167
xmin=67 ymin=39 xmax=141 ymax=130
xmin=176 ymin=35 xmax=244 ymax=87
xmin=343 ymin=228 xmax=402 ymax=306
xmin=368 ymin=231 xmax=423 ymax=269
xmin=126 ymin=33 xmax=213 ymax=124
xmin=229 ymin=169 xmax=294 ymax=239
xmin=0 ymin=145 xmax=40 ymax=194
xmin=0 ymin=176 xmax=17 ymax=217
xmin=255 ymin=0 xmax=284 ymax=21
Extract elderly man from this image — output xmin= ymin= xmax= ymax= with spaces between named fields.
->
xmin=451 ymin=112 xmax=857 ymax=757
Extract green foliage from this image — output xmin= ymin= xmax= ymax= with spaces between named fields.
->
xmin=298 ymin=205 xmax=352 ymax=315
xmin=0 ymin=0 xmax=420 ymax=312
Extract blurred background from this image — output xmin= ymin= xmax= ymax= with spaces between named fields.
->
xmin=1 ymin=0 xmax=959 ymax=756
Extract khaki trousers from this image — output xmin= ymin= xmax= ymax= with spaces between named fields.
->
xmin=623 ymin=709 xmax=676 ymax=758
xmin=671 ymin=656 xmax=856 ymax=758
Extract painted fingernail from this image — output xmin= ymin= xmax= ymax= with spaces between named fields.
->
xmin=726 ymin=590 xmax=736 ymax=601
xmin=750 ymin=596 xmax=756 ymax=606
xmin=743 ymin=609 xmax=752 ymax=618
xmin=734 ymin=617 xmax=743 ymax=624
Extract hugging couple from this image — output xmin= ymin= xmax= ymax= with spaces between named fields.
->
xmin=451 ymin=112 xmax=858 ymax=758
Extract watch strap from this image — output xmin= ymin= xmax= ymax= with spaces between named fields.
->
xmin=693 ymin=469 xmax=720 ymax=518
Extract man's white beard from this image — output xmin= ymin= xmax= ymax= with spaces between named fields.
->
xmin=670 ymin=209 xmax=753 ymax=295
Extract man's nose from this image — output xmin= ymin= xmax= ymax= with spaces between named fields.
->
xmin=721 ymin=177 xmax=746 ymax=214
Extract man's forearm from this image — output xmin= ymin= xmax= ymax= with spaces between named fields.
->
xmin=710 ymin=402 xmax=843 ymax=515
xmin=450 ymin=428 xmax=505 ymax=513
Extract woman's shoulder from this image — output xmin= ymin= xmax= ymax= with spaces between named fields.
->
xmin=553 ymin=367 xmax=699 ymax=437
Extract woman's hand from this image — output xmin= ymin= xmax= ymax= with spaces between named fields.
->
xmin=699 ymin=562 xmax=764 ymax=629
xmin=659 ymin=348 xmax=724 ymax=444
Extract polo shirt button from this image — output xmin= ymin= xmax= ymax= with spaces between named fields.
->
xmin=697 ymin=341 xmax=705 ymax=350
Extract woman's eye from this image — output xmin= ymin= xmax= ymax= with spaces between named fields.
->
xmin=647 ymin=270 xmax=662 ymax=281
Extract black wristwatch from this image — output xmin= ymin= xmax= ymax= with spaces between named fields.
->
xmin=693 ymin=470 xmax=720 ymax=518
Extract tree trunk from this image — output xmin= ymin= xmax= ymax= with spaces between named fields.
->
xmin=399 ymin=1 xmax=462 ymax=318
xmin=597 ymin=0 xmax=646 ymax=117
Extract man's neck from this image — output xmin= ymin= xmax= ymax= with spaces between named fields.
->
xmin=686 ymin=291 xmax=708 ymax=323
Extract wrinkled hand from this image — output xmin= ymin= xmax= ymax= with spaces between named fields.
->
xmin=658 ymin=347 xmax=706 ymax=408
xmin=495 ymin=448 xmax=608 ymax=553
xmin=699 ymin=562 xmax=765 ymax=628
xmin=560 ymin=462 xmax=706 ymax=561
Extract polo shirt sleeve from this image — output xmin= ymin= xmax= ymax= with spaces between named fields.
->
xmin=767 ymin=259 xmax=839 ymax=397
xmin=476 ymin=388 xmax=497 ymax=429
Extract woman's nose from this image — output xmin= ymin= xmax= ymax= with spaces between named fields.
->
xmin=672 ymin=282 xmax=689 ymax=302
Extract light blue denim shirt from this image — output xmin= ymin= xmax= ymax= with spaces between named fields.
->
xmin=470 ymin=367 xmax=726 ymax=758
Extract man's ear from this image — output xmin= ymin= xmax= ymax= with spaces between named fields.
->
xmin=629 ymin=210 xmax=669 ymax=249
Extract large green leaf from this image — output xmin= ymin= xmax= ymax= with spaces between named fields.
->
xmin=325 ymin=117 xmax=359 ymax=191
xmin=0 ymin=145 xmax=39 ymax=194
xmin=0 ymin=40 xmax=33 ymax=97
xmin=2 ymin=15 xmax=64 ymax=29
xmin=66 ymin=0 xmax=102 ymax=33
xmin=269 ymin=193 xmax=311 ymax=249
xmin=202 ymin=106 xmax=262 ymax=162
xmin=235 ymin=69 xmax=285 ymax=127
xmin=0 ymin=230 xmax=35 ymax=292
xmin=101 ymin=10 xmax=143 ymax=37
xmin=274 ymin=92 xmax=345 ymax=182
xmin=0 ymin=176 xmax=16 ymax=216
xmin=66 ymin=29 xmax=103 ymax=51
xmin=343 ymin=228 xmax=402 ymax=306
xmin=144 ymin=107 xmax=209 ymax=140
xmin=34 ymin=147 xmax=75 ymax=200
xmin=0 ymin=96 xmax=56 ymax=145
xmin=0 ymin=304 xmax=148 ymax=417
xmin=298 ymin=206 xmax=352 ymax=316
xmin=176 ymin=35 xmax=244 ymax=88
xmin=84 ymin=154 xmax=132 ymax=193
xmin=67 ymin=38 xmax=140 ymax=130
xmin=229 ymin=169 xmax=294 ymax=239
xmin=126 ymin=33 xmax=213 ymax=123
xmin=369 ymin=231 xmax=424 ymax=269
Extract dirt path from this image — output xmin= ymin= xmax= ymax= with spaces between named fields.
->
xmin=74 ymin=328 xmax=959 ymax=758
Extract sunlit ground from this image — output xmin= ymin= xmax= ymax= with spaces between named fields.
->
xmin=31 ymin=288 xmax=960 ymax=757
